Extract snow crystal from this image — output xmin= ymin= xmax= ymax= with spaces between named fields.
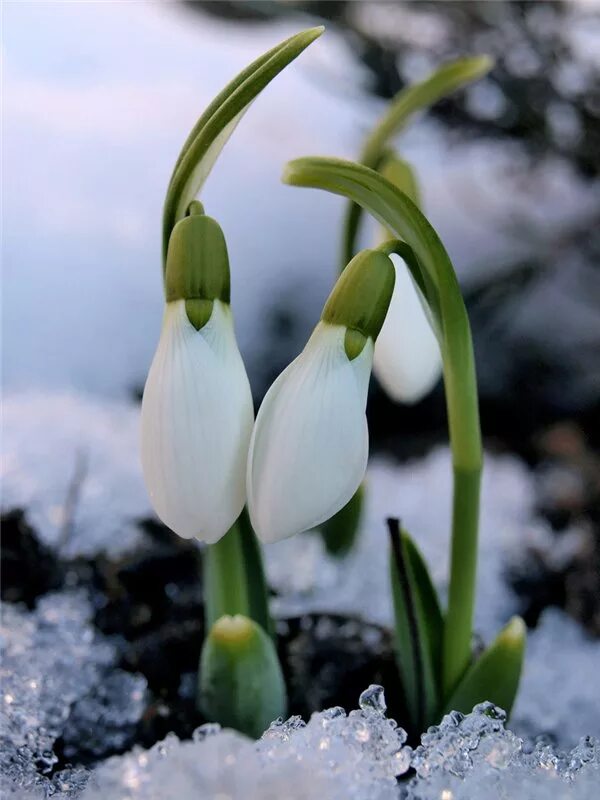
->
xmin=1 ymin=392 xmax=151 ymax=557
xmin=77 ymin=690 xmax=599 ymax=800
xmin=512 ymin=608 xmax=600 ymax=747
xmin=0 ymin=591 xmax=147 ymax=796
xmin=406 ymin=702 xmax=600 ymax=800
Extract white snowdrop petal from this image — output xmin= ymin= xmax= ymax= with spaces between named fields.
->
xmin=247 ymin=322 xmax=372 ymax=544
xmin=141 ymin=300 xmax=253 ymax=543
xmin=373 ymin=254 xmax=442 ymax=404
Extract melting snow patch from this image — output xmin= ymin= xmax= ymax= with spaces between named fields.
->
xmin=512 ymin=608 xmax=600 ymax=747
xmin=1 ymin=391 xmax=150 ymax=557
xmin=267 ymin=448 xmax=543 ymax=638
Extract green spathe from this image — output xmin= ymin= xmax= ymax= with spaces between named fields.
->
xmin=199 ymin=614 xmax=287 ymax=739
xmin=165 ymin=206 xmax=230 ymax=329
xmin=322 ymin=249 xmax=395 ymax=359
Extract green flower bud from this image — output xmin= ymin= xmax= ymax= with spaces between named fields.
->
xmin=321 ymin=249 xmax=395 ymax=360
xmin=165 ymin=203 xmax=231 ymax=329
xmin=198 ymin=615 xmax=287 ymax=738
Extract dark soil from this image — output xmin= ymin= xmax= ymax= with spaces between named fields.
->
xmin=1 ymin=511 xmax=406 ymax=771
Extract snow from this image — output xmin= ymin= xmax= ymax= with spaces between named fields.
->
xmin=1 ymin=392 xmax=150 ymax=557
xmin=512 ymin=608 xmax=600 ymax=747
xmin=406 ymin=702 xmax=600 ymax=799
xmin=75 ymin=691 xmax=599 ymax=800
xmin=0 ymin=591 xmax=147 ymax=797
xmin=80 ymin=685 xmax=410 ymax=800
xmin=267 ymin=447 xmax=542 ymax=639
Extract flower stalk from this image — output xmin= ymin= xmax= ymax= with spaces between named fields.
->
xmin=203 ymin=510 xmax=274 ymax=638
xmin=142 ymin=28 xmax=322 ymax=738
xmin=282 ymin=156 xmax=483 ymax=701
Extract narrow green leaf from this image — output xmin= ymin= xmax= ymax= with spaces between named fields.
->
xmin=319 ymin=483 xmax=364 ymax=557
xmin=388 ymin=519 xmax=443 ymax=732
xmin=443 ymin=617 xmax=526 ymax=718
xmin=341 ymin=55 xmax=492 ymax=266
xmin=162 ymin=26 xmax=323 ymax=269
xmin=402 ymin=530 xmax=444 ymax=685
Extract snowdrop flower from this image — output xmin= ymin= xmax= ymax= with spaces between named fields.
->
xmin=373 ymin=253 xmax=442 ymax=404
xmin=247 ymin=249 xmax=395 ymax=543
xmin=373 ymin=155 xmax=442 ymax=404
xmin=141 ymin=203 xmax=253 ymax=543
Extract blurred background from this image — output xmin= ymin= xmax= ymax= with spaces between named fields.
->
xmin=4 ymin=1 xmax=599 ymax=441
xmin=3 ymin=1 xmax=599 ymax=621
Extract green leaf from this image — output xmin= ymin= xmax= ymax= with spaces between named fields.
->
xmin=162 ymin=26 xmax=323 ymax=270
xmin=341 ymin=55 xmax=492 ymax=266
xmin=319 ymin=484 xmax=364 ymax=557
xmin=443 ymin=617 xmax=526 ymax=718
xmin=198 ymin=614 xmax=287 ymax=738
xmin=389 ymin=519 xmax=443 ymax=732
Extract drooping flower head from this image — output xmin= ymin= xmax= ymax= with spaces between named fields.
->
xmin=247 ymin=249 xmax=395 ymax=544
xmin=141 ymin=203 xmax=253 ymax=543
xmin=373 ymin=155 xmax=442 ymax=405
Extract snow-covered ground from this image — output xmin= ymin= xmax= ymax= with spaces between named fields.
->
xmin=2 ymin=389 xmax=600 ymax=763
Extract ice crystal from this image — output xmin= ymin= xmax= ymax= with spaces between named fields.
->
xmin=0 ymin=592 xmax=147 ymax=795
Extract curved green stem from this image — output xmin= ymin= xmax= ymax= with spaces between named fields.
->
xmin=283 ymin=156 xmax=482 ymax=698
xmin=341 ymin=56 xmax=492 ymax=268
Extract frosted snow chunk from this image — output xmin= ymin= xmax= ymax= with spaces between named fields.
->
xmin=80 ymin=687 xmax=410 ymax=800
xmin=259 ymin=685 xmax=410 ymax=789
xmin=0 ymin=592 xmax=112 ymax=787
xmin=0 ymin=591 xmax=146 ymax=794
xmin=76 ymin=690 xmax=599 ymax=800
xmin=1 ymin=391 xmax=150 ymax=557
xmin=82 ymin=732 xmax=258 ymax=800
xmin=512 ymin=608 xmax=600 ymax=747
xmin=407 ymin=703 xmax=600 ymax=800
xmin=411 ymin=703 xmax=521 ymax=781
